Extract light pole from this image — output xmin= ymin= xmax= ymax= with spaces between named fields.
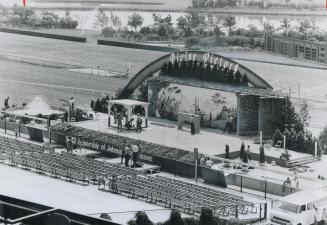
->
xmin=59 ymin=99 xmax=70 ymax=123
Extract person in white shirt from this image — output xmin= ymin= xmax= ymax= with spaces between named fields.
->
xmin=205 ymin=157 xmax=213 ymax=168
xmin=132 ymin=144 xmax=139 ymax=167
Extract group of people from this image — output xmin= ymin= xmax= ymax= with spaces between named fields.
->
xmin=282 ymin=169 xmax=300 ymax=192
xmin=120 ymin=141 xmax=142 ymax=168
xmin=113 ymin=107 xmax=143 ymax=133
xmin=99 ymin=173 xmax=119 ymax=193
xmin=199 ymin=156 xmax=214 ymax=168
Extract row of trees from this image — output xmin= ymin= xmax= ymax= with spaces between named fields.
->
xmin=192 ymin=0 xmax=324 ymax=9
xmin=127 ymin=208 xmax=242 ymax=225
xmin=273 ymin=128 xmax=319 ymax=155
xmin=268 ymin=96 xmax=318 ymax=155
xmin=8 ymin=6 xmax=78 ymax=29
xmin=161 ymin=61 xmax=249 ymax=86
xmin=277 ymin=18 xmax=327 ymax=42
xmin=95 ymin=9 xmax=327 ymax=47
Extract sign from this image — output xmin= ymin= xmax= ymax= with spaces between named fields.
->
xmin=69 ymin=136 xmax=153 ymax=162
xmin=169 ymin=52 xmax=239 ymax=73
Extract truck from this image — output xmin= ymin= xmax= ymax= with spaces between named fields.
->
xmin=269 ymin=189 xmax=327 ymax=225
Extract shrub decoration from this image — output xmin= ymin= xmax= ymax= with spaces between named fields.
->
xmin=160 ymin=60 xmax=249 ymax=86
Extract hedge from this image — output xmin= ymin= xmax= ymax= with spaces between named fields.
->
xmin=0 ymin=28 xmax=87 ymax=43
xmin=97 ymin=39 xmax=177 ymax=52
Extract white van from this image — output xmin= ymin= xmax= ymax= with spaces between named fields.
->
xmin=270 ymin=189 xmax=327 ymax=225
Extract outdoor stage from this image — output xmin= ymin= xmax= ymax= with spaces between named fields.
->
xmin=74 ymin=113 xmax=309 ymax=162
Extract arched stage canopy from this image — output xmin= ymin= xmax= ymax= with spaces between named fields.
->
xmin=118 ymin=51 xmax=273 ymax=99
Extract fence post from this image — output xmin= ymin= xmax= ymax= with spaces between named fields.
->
xmin=235 ymin=205 xmax=238 ymax=219
xmin=174 ymin=160 xmax=177 ymax=177
xmin=18 ymin=123 xmax=21 ymax=137
xmin=264 ymin=203 xmax=267 ymax=219
xmin=259 ymin=204 xmax=262 ymax=220
xmin=264 ymin=180 xmax=267 ymax=199
xmin=240 ymin=176 xmax=243 ymax=193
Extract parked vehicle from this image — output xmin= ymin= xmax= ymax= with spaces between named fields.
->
xmin=270 ymin=189 xmax=327 ymax=225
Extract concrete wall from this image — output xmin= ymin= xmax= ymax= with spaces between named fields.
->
xmin=237 ymin=94 xmax=259 ymax=136
xmin=258 ymin=97 xmax=285 ymax=136
xmin=0 ymin=28 xmax=87 ymax=43
xmin=98 ymin=39 xmax=177 ymax=52
xmin=226 ymin=173 xmax=299 ymax=196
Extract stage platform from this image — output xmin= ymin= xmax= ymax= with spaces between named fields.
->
xmin=104 ymin=157 xmax=161 ymax=174
xmin=74 ymin=113 xmax=309 ymax=162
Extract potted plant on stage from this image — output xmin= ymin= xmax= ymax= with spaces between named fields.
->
xmin=259 ymin=145 xmax=266 ymax=167
xmin=224 ymin=144 xmax=231 ymax=168
xmin=241 ymin=151 xmax=249 ymax=172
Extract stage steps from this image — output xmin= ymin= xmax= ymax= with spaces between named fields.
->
xmin=288 ymin=155 xmax=319 ymax=167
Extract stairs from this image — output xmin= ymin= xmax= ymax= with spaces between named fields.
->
xmin=288 ymin=155 xmax=320 ymax=168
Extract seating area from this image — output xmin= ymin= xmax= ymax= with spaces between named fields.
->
xmin=0 ymin=136 xmax=141 ymax=185
xmin=0 ymin=135 xmax=261 ymax=219
xmin=101 ymin=174 xmax=260 ymax=218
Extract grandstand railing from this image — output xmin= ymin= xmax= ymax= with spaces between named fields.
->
xmin=0 ymin=194 xmax=120 ymax=225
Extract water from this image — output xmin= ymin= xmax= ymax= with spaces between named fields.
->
xmin=49 ymin=10 xmax=327 ymax=32
xmin=2 ymin=0 xmax=327 ymax=31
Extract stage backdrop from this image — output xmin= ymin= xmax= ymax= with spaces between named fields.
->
xmin=148 ymin=79 xmax=237 ymax=130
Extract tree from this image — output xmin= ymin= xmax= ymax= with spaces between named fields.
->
xmin=298 ymin=19 xmax=312 ymax=40
xmin=163 ymin=210 xmax=184 ymax=225
xmin=239 ymin=142 xmax=245 ymax=160
xmin=177 ymin=16 xmax=188 ymax=31
xmin=134 ymin=211 xmax=153 ymax=225
xmin=223 ymin=15 xmax=236 ymax=35
xmin=213 ymin=25 xmax=223 ymax=43
xmin=157 ymin=24 xmax=168 ymax=39
xmin=186 ymin=12 xmax=204 ymax=28
xmin=243 ymin=151 xmax=248 ymax=163
xmin=110 ymin=12 xmax=122 ymax=29
xmin=234 ymin=71 xmax=241 ymax=84
xmin=319 ymin=125 xmax=327 ymax=154
xmin=128 ymin=13 xmax=144 ymax=32
xmin=263 ymin=22 xmax=275 ymax=33
xmin=152 ymin=13 xmax=172 ymax=25
xmin=279 ymin=96 xmax=304 ymax=133
xmin=94 ymin=8 xmax=109 ymax=32
xmin=199 ymin=208 xmax=218 ymax=225
xmin=299 ymin=101 xmax=311 ymax=128
xmin=241 ymin=74 xmax=248 ymax=85
xmin=59 ymin=11 xmax=78 ymax=29
xmin=280 ymin=18 xmax=291 ymax=37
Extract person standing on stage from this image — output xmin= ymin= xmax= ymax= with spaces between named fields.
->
xmin=247 ymin=145 xmax=252 ymax=161
xmin=117 ymin=113 xmax=123 ymax=132
xmin=66 ymin=137 xmax=73 ymax=153
xmin=113 ymin=107 xmax=118 ymax=124
xmin=136 ymin=113 xmax=143 ymax=133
